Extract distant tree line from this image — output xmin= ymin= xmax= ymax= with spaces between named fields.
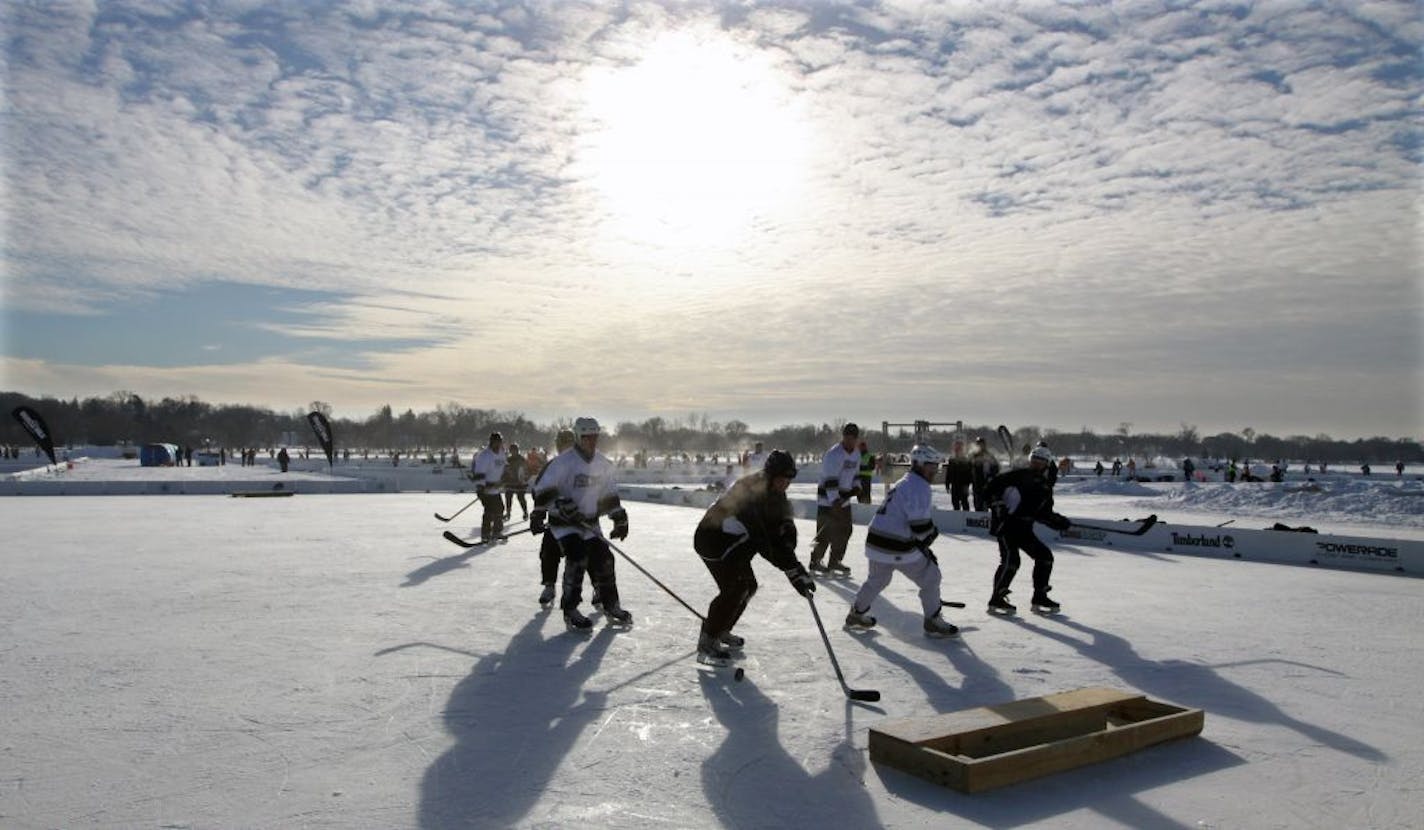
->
xmin=2 ymin=391 xmax=1420 ymax=464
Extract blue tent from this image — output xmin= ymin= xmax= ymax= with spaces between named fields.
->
xmin=140 ymin=443 xmax=180 ymax=467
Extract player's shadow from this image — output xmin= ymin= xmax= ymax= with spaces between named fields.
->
xmin=818 ymin=579 xmax=1016 ymax=708
xmin=818 ymin=583 xmax=1244 ymax=828
xmin=400 ymin=545 xmax=494 ymax=587
xmin=1016 ymin=613 xmax=1385 ymax=763
xmin=414 ymin=615 xmax=615 ymax=828
xmin=698 ymin=672 xmax=880 ymax=829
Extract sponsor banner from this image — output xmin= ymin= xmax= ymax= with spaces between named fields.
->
xmin=12 ymin=406 xmax=57 ymax=465
xmin=306 ymin=411 xmax=334 ymax=467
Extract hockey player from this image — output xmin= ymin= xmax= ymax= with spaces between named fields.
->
xmin=984 ymin=445 xmax=1072 ymax=614
xmin=808 ymin=422 xmax=862 ymax=576
xmin=845 ymin=445 xmax=958 ymax=637
xmin=501 ymin=442 xmax=530 ymax=520
xmin=534 ymin=428 xmax=577 ymax=607
xmin=968 ymin=437 xmax=1000 ymax=511
xmin=469 ymin=432 xmax=508 ymax=543
xmin=943 ymin=439 xmax=974 ymax=511
xmin=745 ymin=440 xmax=769 ymax=472
xmin=529 ymin=417 xmax=632 ymax=630
xmin=693 ymin=450 xmax=816 ymax=665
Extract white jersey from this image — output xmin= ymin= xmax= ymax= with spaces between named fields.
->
xmin=816 ymin=442 xmax=861 ymax=508
xmin=532 ymin=447 xmax=619 ymax=540
xmin=863 ymin=471 xmax=938 ymax=565
xmin=471 ymin=447 xmax=507 ymax=494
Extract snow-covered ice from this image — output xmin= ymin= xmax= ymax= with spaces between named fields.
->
xmin=2 ymin=461 xmax=1422 ymax=828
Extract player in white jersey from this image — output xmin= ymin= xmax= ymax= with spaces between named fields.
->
xmin=845 ymin=445 xmax=958 ymax=637
xmin=469 ymin=432 xmax=508 ymax=543
xmin=745 ymin=441 xmax=769 ymax=472
xmin=808 ymin=422 xmax=862 ymax=576
xmin=529 ymin=417 xmax=631 ymax=630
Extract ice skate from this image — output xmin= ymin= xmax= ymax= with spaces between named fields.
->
xmin=717 ymin=631 xmax=745 ymax=651
xmin=590 ymin=588 xmax=603 ymax=609
xmin=923 ymin=612 xmax=960 ymax=638
xmin=602 ymin=603 xmax=633 ymax=627
xmin=1031 ymin=589 xmax=1060 ymax=614
xmin=696 ymin=632 xmax=732 ymax=666
xmin=563 ymin=607 xmax=593 ymax=631
xmin=538 ymin=583 xmax=555 ymax=607
xmin=809 ymin=561 xmax=830 ymax=575
xmin=827 ymin=562 xmax=852 ymax=577
xmin=844 ymin=606 xmax=877 ymax=630
xmin=987 ymin=592 xmax=1017 ymax=615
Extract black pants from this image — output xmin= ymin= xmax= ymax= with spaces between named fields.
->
xmin=556 ymin=534 xmax=618 ymax=611
xmin=809 ymin=505 xmax=853 ymax=566
xmin=478 ymin=493 xmax=505 ymax=540
xmin=950 ymin=483 xmax=970 ymax=511
xmin=971 ymin=485 xmax=987 ymax=511
xmin=503 ymin=489 xmax=528 ymax=518
xmin=992 ymin=521 xmax=1054 ymax=597
xmin=694 ymin=527 xmax=758 ymax=638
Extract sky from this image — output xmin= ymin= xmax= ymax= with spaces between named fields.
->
xmin=1 ymin=0 xmax=1420 ymax=440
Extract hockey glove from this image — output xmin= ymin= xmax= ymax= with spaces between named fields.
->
xmin=554 ymin=497 xmax=583 ymax=525
xmin=1046 ymin=513 xmax=1072 ymax=532
xmin=529 ymin=508 xmax=547 ymax=535
xmin=988 ymin=503 xmax=1008 ymax=537
xmin=609 ymin=507 xmax=629 ymax=541
xmin=785 ymin=564 xmax=816 ymax=598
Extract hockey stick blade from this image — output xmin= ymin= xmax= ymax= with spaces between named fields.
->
xmin=849 ymin=689 xmax=881 ymax=702
xmin=940 ymin=600 xmax=967 ymax=609
xmin=1068 ymin=514 xmax=1159 ymax=536
xmin=442 ymin=530 xmax=484 ymax=548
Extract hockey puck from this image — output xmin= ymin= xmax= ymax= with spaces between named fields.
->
xmin=734 ymin=667 xmax=745 ymax=682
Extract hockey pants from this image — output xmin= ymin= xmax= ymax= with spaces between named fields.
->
xmin=557 ymin=534 xmax=619 ymax=612
xmin=694 ymin=528 xmax=758 ymax=639
xmin=992 ymin=523 xmax=1054 ymax=597
xmin=852 ymin=556 xmax=943 ymax=617
xmin=478 ymin=493 xmax=505 ymax=541
xmin=809 ymin=505 xmax=853 ymax=566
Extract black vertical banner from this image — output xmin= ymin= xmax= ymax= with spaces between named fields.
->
xmin=307 ymin=411 xmax=334 ymax=468
xmin=12 ymin=406 xmax=58 ymax=465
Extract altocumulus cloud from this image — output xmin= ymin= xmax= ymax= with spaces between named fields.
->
xmin=1 ymin=0 xmax=1418 ymax=438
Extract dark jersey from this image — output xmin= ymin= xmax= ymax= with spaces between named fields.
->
xmin=696 ymin=471 xmax=798 ymax=570
xmin=984 ymin=467 xmax=1067 ymax=527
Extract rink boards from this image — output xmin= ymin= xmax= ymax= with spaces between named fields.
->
xmin=615 ymin=485 xmax=1424 ymax=578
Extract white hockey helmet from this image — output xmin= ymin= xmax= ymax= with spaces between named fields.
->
xmin=574 ymin=416 xmax=601 ymax=438
xmin=1029 ymin=445 xmax=1055 ymax=465
xmin=910 ymin=444 xmax=943 ymax=467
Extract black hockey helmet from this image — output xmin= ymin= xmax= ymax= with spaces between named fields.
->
xmin=842 ymin=422 xmax=860 ymax=437
xmin=763 ymin=449 xmax=798 ymax=480
xmin=489 ymin=431 xmax=503 ymax=445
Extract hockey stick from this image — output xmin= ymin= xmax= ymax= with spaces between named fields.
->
xmin=1067 ymin=514 xmax=1159 ymax=536
xmin=434 ymin=496 xmax=480 ymax=523
xmin=600 ymin=535 xmax=706 ymax=621
xmin=940 ymin=600 xmax=967 ymax=609
xmin=441 ymin=523 xmax=533 ymax=549
xmin=806 ymin=595 xmax=880 ymax=702
xmin=996 ymin=424 xmax=1015 ymax=458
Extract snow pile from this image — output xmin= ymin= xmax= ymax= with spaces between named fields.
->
xmin=1144 ymin=478 xmax=1424 ymax=528
xmin=1057 ymin=477 xmax=1161 ymax=497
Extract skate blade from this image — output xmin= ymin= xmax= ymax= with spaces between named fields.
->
xmin=696 ymin=654 xmax=732 ymax=668
xmin=925 ymin=629 xmax=960 ymax=639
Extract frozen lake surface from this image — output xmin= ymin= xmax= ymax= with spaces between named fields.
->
xmin=2 ymin=466 xmax=1422 ymax=828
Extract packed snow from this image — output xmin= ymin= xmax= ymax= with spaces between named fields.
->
xmin=2 ymin=459 xmax=1422 ymax=828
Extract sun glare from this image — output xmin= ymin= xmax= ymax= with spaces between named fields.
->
xmin=576 ymin=29 xmax=811 ymax=251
